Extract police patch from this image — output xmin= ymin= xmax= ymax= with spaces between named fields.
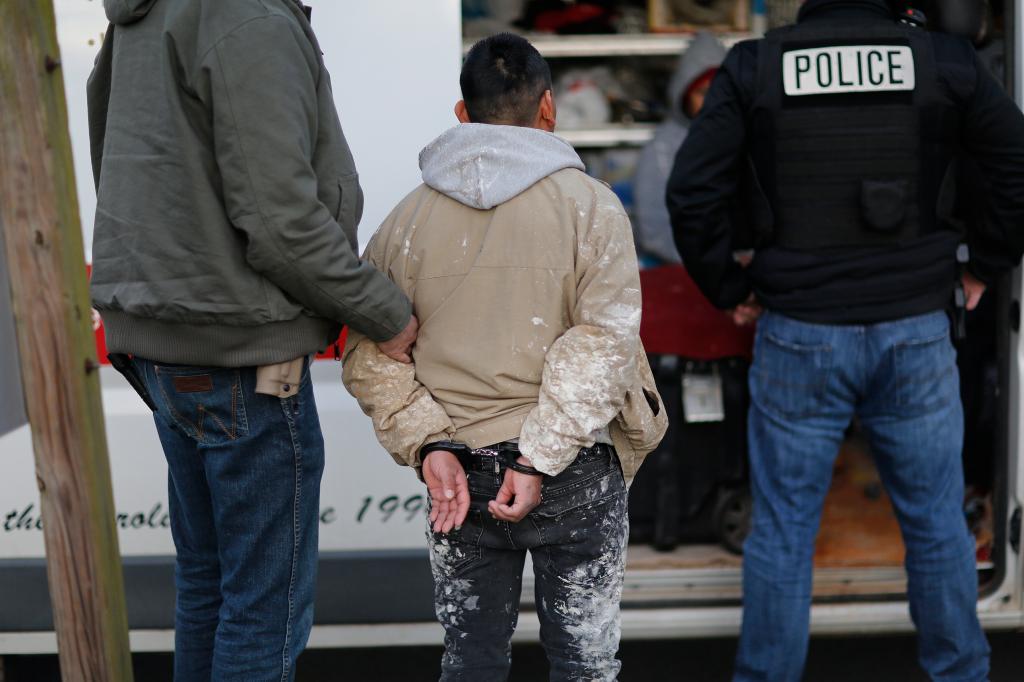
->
xmin=782 ymin=45 xmax=915 ymax=96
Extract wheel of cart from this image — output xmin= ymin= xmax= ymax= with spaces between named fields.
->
xmin=713 ymin=484 xmax=752 ymax=554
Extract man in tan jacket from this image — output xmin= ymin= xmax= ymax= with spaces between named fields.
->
xmin=343 ymin=33 xmax=665 ymax=682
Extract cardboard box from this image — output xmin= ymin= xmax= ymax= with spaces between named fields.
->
xmin=648 ymin=0 xmax=750 ymax=32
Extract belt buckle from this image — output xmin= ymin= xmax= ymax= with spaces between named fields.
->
xmin=472 ymin=447 xmax=501 ymax=475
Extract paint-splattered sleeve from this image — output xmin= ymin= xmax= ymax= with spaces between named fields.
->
xmin=341 ymin=227 xmax=455 ymax=469
xmin=518 ymin=191 xmax=642 ymax=476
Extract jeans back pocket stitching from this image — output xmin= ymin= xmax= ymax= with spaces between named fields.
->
xmin=892 ymin=337 xmax=956 ymax=411
xmin=762 ymin=330 xmax=832 ymax=354
xmin=753 ymin=334 xmax=833 ymax=420
xmin=444 ymin=543 xmax=483 ymax=577
xmin=200 ymin=401 xmax=236 ymax=441
xmin=502 ymin=520 xmax=517 ymax=549
xmin=196 ymin=405 xmax=207 ymax=441
xmin=217 ymin=376 xmax=240 ymax=440
xmin=541 ymin=467 xmax=613 ymax=501
xmin=154 ymin=374 xmax=200 ymax=440
xmin=539 ymin=491 xmax=627 ymax=583
xmin=893 ymin=329 xmax=952 ymax=350
xmin=458 ymin=509 xmax=486 ymax=546
xmin=533 ymin=480 xmax=622 ymax=521
xmin=234 ymin=370 xmax=250 ymax=435
xmin=528 ymin=516 xmax=547 ymax=545
xmin=154 ymin=368 xmax=242 ymax=442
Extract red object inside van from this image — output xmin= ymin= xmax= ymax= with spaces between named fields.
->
xmin=639 ymin=265 xmax=754 ymax=360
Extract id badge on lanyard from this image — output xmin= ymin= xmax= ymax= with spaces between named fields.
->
xmin=682 ymin=364 xmax=725 ymax=423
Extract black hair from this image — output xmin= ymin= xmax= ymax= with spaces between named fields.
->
xmin=460 ymin=33 xmax=552 ymax=126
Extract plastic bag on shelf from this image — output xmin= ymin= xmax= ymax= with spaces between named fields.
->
xmin=554 ymin=67 xmax=620 ymax=128
xmin=553 ymin=63 xmax=665 ymax=127
xmin=650 ymin=0 xmax=749 ymax=31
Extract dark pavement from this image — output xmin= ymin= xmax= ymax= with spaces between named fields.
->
xmin=4 ymin=632 xmax=1024 ymax=681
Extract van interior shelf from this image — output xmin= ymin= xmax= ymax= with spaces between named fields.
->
xmin=557 ymin=123 xmax=657 ymax=147
xmin=461 ymin=32 xmax=757 ymax=58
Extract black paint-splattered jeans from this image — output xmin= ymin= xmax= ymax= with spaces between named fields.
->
xmin=427 ymin=444 xmax=629 ymax=682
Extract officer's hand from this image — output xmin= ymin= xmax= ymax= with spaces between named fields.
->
xmin=962 ymin=272 xmax=986 ymax=311
xmin=729 ymin=294 xmax=763 ymax=327
xmin=423 ymin=450 xmax=470 ymax=534
xmin=378 ymin=315 xmax=419 ymax=364
xmin=488 ymin=458 xmax=542 ymax=523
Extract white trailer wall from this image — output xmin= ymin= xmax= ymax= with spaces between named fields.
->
xmin=0 ymin=0 xmax=463 ymax=558
xmin=56 ymin=0 xmax=462 ymax=256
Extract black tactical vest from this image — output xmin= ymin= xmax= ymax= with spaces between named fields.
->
xmin=750 ymin=20 xmax=960 ymax=250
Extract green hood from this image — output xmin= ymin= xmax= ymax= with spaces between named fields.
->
xmin=104 ymin=0 xmax=158 ymax=25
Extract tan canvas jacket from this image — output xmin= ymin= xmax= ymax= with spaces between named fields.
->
xmin=342 ymin=124 xmax=666 ymax=481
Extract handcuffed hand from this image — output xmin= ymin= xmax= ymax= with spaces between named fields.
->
xmin=378 ymin=315 xmax=419 ymax=363
xmin=962 ymin=271 xmax=986 ymax=311
xmin=488 ymin=457 xmax=543 ymax=523
xmin=728 ymin=293 xmax=763 ymax=327
xmin=422 ymin=449 xmax=470 ymax=534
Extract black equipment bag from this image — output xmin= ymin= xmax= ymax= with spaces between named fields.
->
xmin=628 ymin=355 xmax=750 ymax=553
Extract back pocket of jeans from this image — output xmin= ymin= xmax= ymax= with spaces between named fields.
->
xmin=750 ymin=331 xmax=832 ymax=419
xmin=532 ymin=475 xmax=625 ymax=524
xmin=533 ymin=485 xmax=628 ymax=585
xmin=152 ymin=366 xmax=248 ymax=443
xmin=892 ymin=331 xmax=956 ymax=415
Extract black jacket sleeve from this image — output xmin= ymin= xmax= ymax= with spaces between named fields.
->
xmin=954 ymin=45 xmax=1024 ymax=284
xmin=666 ymin=42 xmax=756 ymax=309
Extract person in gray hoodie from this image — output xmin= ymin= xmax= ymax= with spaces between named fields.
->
xmin=343 ymin=33 xmax=666 ymax=682
xmin=87 ymin=1 xmax=416 ymax=680
xmin=633 ymin=32 xmax=727 ymax=265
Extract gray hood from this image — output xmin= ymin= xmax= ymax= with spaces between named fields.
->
xmin=104 ymin=0 xmax=158 ymax=25
xmin=667 ymin=32 xmax=727 ymax=124
xmin=419 ymin=123 xmax=585 ymax=210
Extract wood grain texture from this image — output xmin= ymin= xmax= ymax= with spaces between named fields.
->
xmin=0 ymin=3 xmax=134 ymax=680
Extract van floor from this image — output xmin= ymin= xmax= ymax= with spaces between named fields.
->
xmin=624 ymin=440 xmax=994 ymax=601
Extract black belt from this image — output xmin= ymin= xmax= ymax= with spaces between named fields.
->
xmin=463 ymin=442 xmax=614 ymax=474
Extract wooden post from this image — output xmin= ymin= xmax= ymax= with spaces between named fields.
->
xmin=0 ymin=3 xmax=134 ymax=681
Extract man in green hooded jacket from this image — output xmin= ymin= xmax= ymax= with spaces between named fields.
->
xmin=88 ymin=1 xmax=415 ymax=679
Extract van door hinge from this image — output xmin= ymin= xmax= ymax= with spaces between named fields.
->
xmin=1011 ymin=507 xmax=1022 ymax=554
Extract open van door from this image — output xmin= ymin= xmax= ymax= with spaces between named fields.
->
xmin=1007 ymin=0 xmax=1024 ymax=626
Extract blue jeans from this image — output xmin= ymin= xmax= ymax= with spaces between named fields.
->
xmin=735 ymin=311 xmax=990 ymax=682
xmin=137 ymin=358 xmax=325 ymax=682
xmin=428 ymin=444 xmax=629 ymax=682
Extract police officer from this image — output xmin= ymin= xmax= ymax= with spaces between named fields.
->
xmin=666 ymin=0 xmax=1024 ymax=679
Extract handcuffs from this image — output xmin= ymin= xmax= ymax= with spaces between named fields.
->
xmin=420 ymin=441 xmax=545 ymax=477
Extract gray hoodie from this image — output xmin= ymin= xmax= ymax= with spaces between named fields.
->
xmin=633 ymin=32 xmax=727 ymax=264
xmin=88 ymin=0 xmax=411 ymax=366
xmin=419 ymin=123 xmax=585 ymax=210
